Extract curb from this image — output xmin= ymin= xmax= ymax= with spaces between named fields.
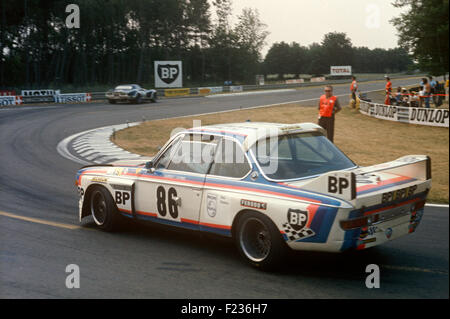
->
xmin=57 ymin=122 xmax=144 ymax=165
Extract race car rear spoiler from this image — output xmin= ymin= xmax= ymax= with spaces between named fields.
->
xmin=300 ymin=155 xmax=431 ymax=203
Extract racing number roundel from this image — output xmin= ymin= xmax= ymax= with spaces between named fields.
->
xmin=156 ymin=186 xmax=178 ymax=219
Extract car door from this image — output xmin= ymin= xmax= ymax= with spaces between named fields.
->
xmin=134 ymin=133 xmax=220 ymax=229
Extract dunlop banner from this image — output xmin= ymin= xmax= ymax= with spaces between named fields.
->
xmin=360 ymin=101 xmax=448 ymax=127
xmin=409 ymin=107 xmax=449 ymax=127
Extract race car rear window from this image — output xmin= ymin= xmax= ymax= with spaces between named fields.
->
xmin=251 ymin=132 xmax=355 ymax=181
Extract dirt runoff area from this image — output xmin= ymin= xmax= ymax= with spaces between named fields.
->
xmin=114 ymin=103 xmax=449 ymax=203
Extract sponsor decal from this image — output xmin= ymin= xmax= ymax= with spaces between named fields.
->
xmin=112 ymin=168 xmax=126 ymax=176
xmin=111 ymin=184 xmax=132 ymax=191
xmin=154 ymin=61 xmax=183 ymax=88
xmin=0 ymin=95 xmax=23 ymax=106
xmin=206 ymin=194 xmax=217 ymax=217
xmin=362 ymin=238 xmax=376 ymax=244
xmin=381 ymin=185 xmax=417 ymax=204
xmin=282 ymin=208 xmax=315 ymax=241
xmin=91 ymin=177 xmax=107 ymax=183
xmin=330 ymin=66 xmax=352 ymax=76
xmin=240 ymin=199 xmax=267 ymax=210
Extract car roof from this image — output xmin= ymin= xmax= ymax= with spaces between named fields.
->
xmin=186 ymin=122 xmax=326 ymax=151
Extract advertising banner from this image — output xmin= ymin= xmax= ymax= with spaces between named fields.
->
xmin=330 ymin=66 xmax=352 ymax=76
xmin=54 ymin=93 xmax=92 ymax=103
xmin=360 ymin=101 xmax=449 ymax=127
xmin=164 ymin=88 xmax=190 ymax=97
xmin=230 ymin=86 xmax=243 ymax=93
xmin=21 ymin=89 xmax=60 ymax=96
xmin=198 ymin=88 xmax=211 ymax=95
xmin=310 ymin=77 xmax=326 ymax=82
xmin=0 ymin=95 xmax=23 ymax=106
xmin=285 ymin=79 xmax=304 ymax=84
xmin=154 ymin=61 xmax=183 ymax=88
xmin=408 ymin=107 xmax=449 ymax=127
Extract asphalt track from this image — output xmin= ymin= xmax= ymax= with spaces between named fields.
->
xmin=0 ymin=78 xmax=448 ymax=298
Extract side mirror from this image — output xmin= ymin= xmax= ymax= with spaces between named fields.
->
xmin=145 ymin=161 xmax=155 ymax=172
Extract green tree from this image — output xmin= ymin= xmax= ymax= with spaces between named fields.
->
xmin=391 ymin=0 xmax=449 ymax=75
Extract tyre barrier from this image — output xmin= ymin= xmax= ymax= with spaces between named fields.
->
xmin=359 ymin=100 xmax=449 ymax=128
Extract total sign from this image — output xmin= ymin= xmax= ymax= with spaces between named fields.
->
xmin=154 ymin=61 xmax=183 ymax=88
xmin=330 ymin=66 xmax=352 ymax=76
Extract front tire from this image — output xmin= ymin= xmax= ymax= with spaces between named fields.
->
xmin=151 ymin=93 xmax=158 ymax=103
xmin=90 ymin=186 xmax=121 ymax=231
xmin=108 ymin=99 xmax=116 ymax=104
xmin=235 ymin=211 xmax=289 ymax=271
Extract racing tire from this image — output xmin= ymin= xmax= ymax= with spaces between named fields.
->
xmin=151 ymin=93 xmax=158 ymax=103
xmin=235 ymin=211 xmax=289 ymax=271
xmin=108 ymin=99 xmax=116 ymax=104
xmin=89 ymin=186 xmax=121 ymax=232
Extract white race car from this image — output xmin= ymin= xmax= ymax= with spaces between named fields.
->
xmin=106 ymin=84 xmax=157 ymax=104
xmin=76 ymin=122 xmax=431 ymax=269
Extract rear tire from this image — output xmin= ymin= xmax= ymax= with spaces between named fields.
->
xmin=108 ymin=99 xmax=116 ymax=104
xmin=151 ymin=93 xmax=158 ymax=103
xmin=90 ymin=186 xmax=121 ymax=232
xmin=134 ymin=95 xmax=142 ymax=104
xmin=234 ymin=211 xmax=289 ymax=271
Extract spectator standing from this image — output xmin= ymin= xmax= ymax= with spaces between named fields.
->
xmin=385 ymin=77 xmax=392 ymax=105
xmin=421 ymin=78 xmax=431 ymax=108
xmin=429 ymin=76 xmax=438 ymax=106
xmin=395 ymin=87 xmax=402 ymax=105
xmin=350 ymin=76 xmax=358 ymax=108
xmin=318 ymin=85 xmax=341 ymax=143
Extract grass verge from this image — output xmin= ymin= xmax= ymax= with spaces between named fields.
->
xmin=114 ymin=103 xmax=449 ymax=203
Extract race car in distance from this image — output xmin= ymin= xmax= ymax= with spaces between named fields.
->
xmin=105 ymin=84 xmax=157 ymax=104
xmin=76 ymin=122 xmax=431 ymax=270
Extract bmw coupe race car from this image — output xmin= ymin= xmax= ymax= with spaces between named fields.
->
xmin=76 ymin=122 xmax=431 ymax=269
xmin=106 ymin=84 xmax=157 ymax=104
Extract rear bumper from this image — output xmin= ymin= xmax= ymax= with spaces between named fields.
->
xmin=340 ymin=207 xmax=424 ymax=251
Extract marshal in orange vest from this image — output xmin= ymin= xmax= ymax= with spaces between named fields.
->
xmin=319 ymin=95 xmax=337 ymax=118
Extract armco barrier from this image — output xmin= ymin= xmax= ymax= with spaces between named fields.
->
xmin=6 ymin=74 xmax=426 ymax=105
xmin=359 ymin=100 xmax=449 ymax=127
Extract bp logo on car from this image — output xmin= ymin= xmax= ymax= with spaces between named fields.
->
xmin=287 ymin=208 xmax=308 ymax=231
xmin=154 ymin=61 xmax=183 ymax=88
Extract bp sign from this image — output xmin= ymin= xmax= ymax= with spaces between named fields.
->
xmin=154 ymin=61 xmax=183 ymax=88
